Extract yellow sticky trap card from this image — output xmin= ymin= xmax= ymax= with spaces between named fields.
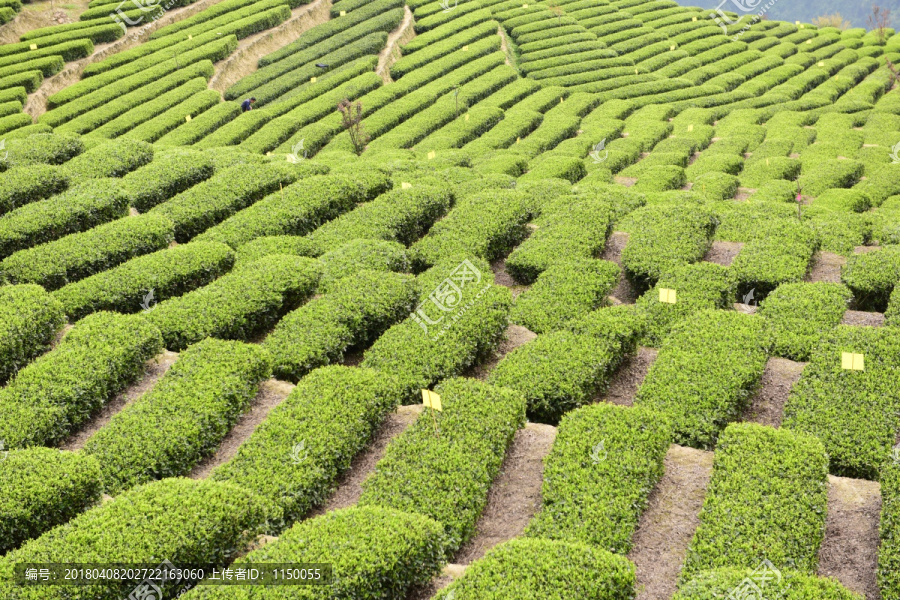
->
xmin=522 ymin=3 xmax=528 ymax=7
xmin=659 ymin=288 xmax=677 ymax=304
xmin=310 ymin=76 xmax=317 ymax=83
xmin=465 ymin=113 xmax=470 ymax=121
xmin=188 ymin=34 xmax=192 ymax=39
xmin=670 ymin=44 xmax=676 ymax=51
xmin=462 ymin=45 xmax=469 ymax=51
xmin=29 ymin=43 xmax=37 ymax=50
xmin=422 ymin=389 xmax=443 ymax=411
xmin=427 ymin=150 xmax=436 ymax=159
xmin=806 ymin=39 xmax=812 ymax=44
xmin=688 ymin=124 xmax=694 ymax=132
xmin=692 ymin=16 xmax=697 ymax=21
xmin=818 ymin=61 xmax=825 ymax=67
xmin=339 ymin=9 xmax=346 ymax=15
xmin=401 ymin=181 xmax=412 ymax=189
xmin=516 ymin=136 xmax=521 ymax=144
xmin=185 ymin=115 xmax=191 ymax=122
xmin=841 ymin=352 xmax=865 ymax=371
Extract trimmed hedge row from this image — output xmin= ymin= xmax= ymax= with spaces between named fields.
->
xmin=52 ymin=241 xmax=234 ymax=321
xmin=0 ymin=311 xmax=163 ymax=449
xmin=841 ymin=245 xmax=900 ymax=310
xmin=0 ymin=164 xmax=69 ymax=216
xmin=677 ymin=568 xmax=861 ymax=599
xmin=783 ymin=325 xmax=900 ymax=480
xmin=212 ymin=366 xmax=406 ymax=530
xmin=881 ymin=461 xmax=900 ymax=599
xmin=758 ymin=282 xmax=852 ymax=361
xmin=0 ymin=448 xmax=101 ymax=555
xmin=359 ymin=377 xmax=526 ymax=553
xmin=489 ymin=305 xmax=646 ymax=424
xmin=433 ymin=538 xmax=636 ymax=600
xmin=84 ymin=338 xmax=270 ymax=493
xmin=119 ymin=148 xmax=215 ymax=211
xmin=635 ymin=310 xmax=770 ymax=449
xmin=265 ymin=270 xmax=416 ymax=381
xmin=0 ymin=132 xmax=84 ymax=170
xmin=730 ymin=220 xmax=818 ymax=297
xmin=0 ymin=478 xmax=273 ymax=600
xmin=145 ymin=255 xmax=322 ymax=351
xmin=525 ymin=403 xmax=671 ymax=553
xmin=155 ymin=101 xmax=242 ymax=146
xmin=181 ymin=506 xmax=445 ymax=600
xmin=682 ymin=423 xmax=829 ymax=578
xmin=409 ymin=189 xmax=530 ymax=270
xmin=149 ymin=163 xmax=303 ymax=242
xmin=511 ymin=258 xmax=619 ymax=334
xmin=0 ymin=178 xmax=128 ymax=258
xmin=0 ymin=284 xmax=65 ymax=383
xmin=195 ymin=171 xmax=390 ymax=249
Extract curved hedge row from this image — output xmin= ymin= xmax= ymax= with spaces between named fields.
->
xmin=0 ymin=311 xmax=163 ymax=449
xmin=0 ymin=284 xmax=65 ymax=384
xmin=0 ymin=164 xmax=69 ymax=215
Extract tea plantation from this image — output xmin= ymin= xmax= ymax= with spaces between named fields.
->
xmin=1 ymin=0 xmax=900 ymax=597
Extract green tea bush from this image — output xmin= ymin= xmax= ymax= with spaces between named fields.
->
xmin=181 ymin=506 xmax=446 ymax=600
xmin=783 ymin=326 xmax=900 ymax=479
xmin=880 ymin=461 xmax=900 ymax=599
xmin=677 ymin=567 xmax=861 ymax=599
xmin=434 ymin=538 xmax=636 ymax=600
xmin=391 ymin=20 xmax=499 ymax=80
xmin=52 ymin=242 xmax=234 ymax=321
xmin=156 ymin=102 xmax=242 ymax=146
xmin=0 ymin=284 xmax=65 ymax=383
xmin=59 ymin=138 xmax=154 ymax=183
xmin=620 ymin=203 xmax=714 ymax=285
xmin=212 ymin=367 xmax=405 ymax=529
xmin=359 ymin=377 xmax=525 ymax=552
xmin=0 ymin=478 xmax=274 ymax=600
xmin=0 ymin=132 xmax=84 ymax=170
xmin=0 ymin=179 xmax=128 ymax=258
xmin=84 ymin=338 xmax=270 ymax=493
xmin=511 ymin=258 xmax=619 ymax=334
xmin=265 ymin=270 xmax=416 ymax=381
xmin=118 ymin=148 xmax=215 ymax=212
xmin=0 ymin=165 xmax=69 ymax=214
xmin=798 ymin=159 xmax=864 ymax=196
xmin=149 ymin=163 xmax=301 ymax=242
xmin=636 ymin=262 xmax=734 ymax=347
xmin=842 ymin=245 xmax=900 ymax=310
xmin=635 ymin=310 xmax=769 ymax=449
xmin=682 ymin=423 xmax=828 ymax=577
xmin=730 ymin=220 xmax=818 ymax=296
xmin=506 ymin=196 xmax=611 ymax=284
xmin=489 ymin=305 xmax=646 ymax=424
xmin=146 ymin=255 xmax=321 ymax=350
xmin=739 ymin=156 xmax=801 ymax=187
xmin=196 ymin=171 xmax=389 ymax=248
xmin=318 ymin=239 xmax=408 ymax=291
xmin=525 ymin=403 xmax=671 ymax=553
xmin=0 ymin=311 xmax=163 ymax=448
xmin=758 ymin=282 xmax=852 ymax=361
xmin=0 ymin=213 xmax=174 ymax=290
xmin=0 ymin=448 xmax=101 ymax=554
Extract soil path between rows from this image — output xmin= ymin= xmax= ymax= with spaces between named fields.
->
xmin=742 ymin=357 xmax=805 ymax=428
xmin=818 ymin=475 xmax=882 ymax=600
xmin=598 ymin=346 xmax=657 ymax=407
xmin=465 ymin=324 xmax=536 ymax=381
xmin=601 ymin=231 xmax=639 ymax=304
xmin=628 ymin=444 xmax=715 ymax=600
xmin=189 ymin=378 xmax=295 ymax=478
xmin=375 ymin=5 xmax=414 ymax=83
xmin=702 ymin=240 xmax=742 ymax=267
xmin=806 ymin=251 xmax=845 ymax=284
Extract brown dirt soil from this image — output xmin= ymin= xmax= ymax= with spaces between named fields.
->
xmin=598 ymin=347 xmax=658 ymax=407
xmin=734 ymin=187 xmax=755 ymax=201
xmin=614 ymin=176 xmax=638 ymax=187
xmin=307 ymin=405 xmax=424 ymax=516
xmin=49 ymin=323 xmax=73 ymax=349
xmin=733 ymin=302 xmax=758 ymax=314
xmin=497 ymin=24 xmax=512 ymax=66
xmin=208 ymin=0 xmax=331 ymax=92
xmin=189 ymin=379 xmax=295 ymax=478
xmin=805 ymin=251 xmax=846 ymax=283
xmin=841 ymin=310 xmax=886 ymax=327
xmin=703 ymin=241 xmax=743 ymax=267
xmin=490 ymin=258 xmax=529 ymax=298
xmin=24 ymin=0 xmax=230 ymax=118
xmin=376 ymin=5 xmax=414 ymax=83
xmin=60 ymin=350 xmax=179 ymax=451
xmin=818 ymin=475 xmax=882 ymax=600
xmin=742 ymin=357 xmax=805 ymax=428
xmin=0 ymin=0 xmax=87 ymax=45
xmin=601 ymin=231 xmax=640 ymax=304
xmin=628 ymin=444 xmax=715 ymax=600
xmin=465 ymin=324 xmax=536 ymax=381
xmin=455 ymin=422 xmax=557 ymax=565
xmin=406 ymin=565 xmax=464 ymax=600
xmin=855 ymin=245 xmax=881 ymax=254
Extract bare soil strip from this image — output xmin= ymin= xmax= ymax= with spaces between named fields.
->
xmin=406 ymin=565 xmax=465 ymax=600
xmin=455 ymin=422 xmax=557 ymax=565
xmin=208 ymin=0 xmax=331 ymax=92
xmin=598 ymin=346 xmax=657 ymax=407
xmin=306 ymin=404 xmax=425 ymax=516
xmin=733 ymin=302 xmax=758 ymax=314
xmin=855 ymin=246 xmax=881 ymax=255
xmin=0 ymin=0 xmax=90 ymax=45
xmin=818 ymin=475 xmax=882 ymax=600
xmin=841 ymin=310 xmax=886 ymax=327
xmin=49 ymin=323 xmax=73 ymax=349
xmin=25 ymin=0 xmax=230 ymax=118
xmin=466 ymin=324 xmax=536 ymax=381
xmin=60 ymin=350 xmax=179 ymax=451
xmin=703 ymin=241 xmax=743 ymax=267
xmin=806 ymin=251 xmax=846 ymax=284
xmin=375 ymin=5 xmax=414 ymax=83
xmin=490 ymin=257 xmax=529 ymax=298
xmin=742 ymin=357 xmax=805 ymax=428
xmin=601 ymin=231 xmax=640 ymax=304
xmin=497 ymin=24 xmax=512 ymax=66
xmin=190 ymin=378 xmax=296 ymax=478
xmin=628 ymin=444 xmax=715 ymax=600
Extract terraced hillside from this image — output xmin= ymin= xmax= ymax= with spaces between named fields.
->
xmin=2 ymin=0 xmax=900 ymax=598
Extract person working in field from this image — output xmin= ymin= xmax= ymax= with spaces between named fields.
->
xmin=241 ymin=97 xmax=257 ymax=112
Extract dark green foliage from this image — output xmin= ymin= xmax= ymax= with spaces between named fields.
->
xmin=758 ymin=282 xmax=852 ymax=361
xmin=0 ymin=284 xmax=65 ymax=383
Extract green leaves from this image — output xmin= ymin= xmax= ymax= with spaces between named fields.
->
xmin=0 ymin=284 xmax=65 ymax=383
